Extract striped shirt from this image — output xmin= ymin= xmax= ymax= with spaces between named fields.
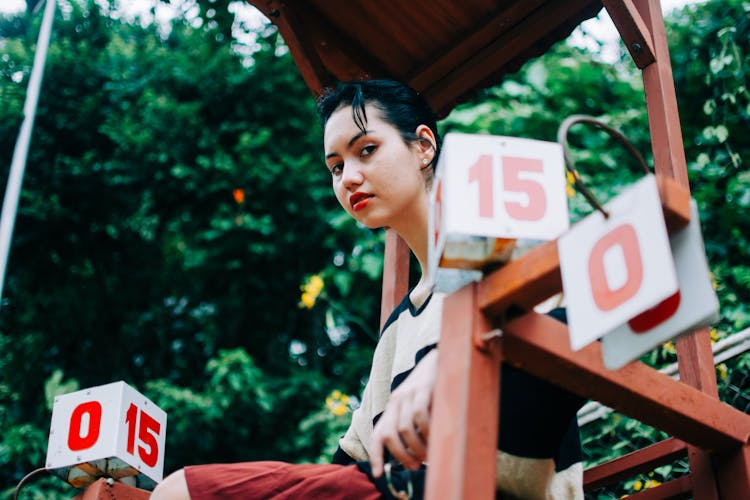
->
xmin=334 ymin=291 xmax=585 ymax=499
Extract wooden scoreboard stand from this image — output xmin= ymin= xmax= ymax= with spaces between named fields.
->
xmin=249 ymin=0 xmax=750 ymax=498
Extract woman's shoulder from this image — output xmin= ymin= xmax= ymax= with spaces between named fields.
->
xmin=379 ymin=286 xmax=445 ymax=337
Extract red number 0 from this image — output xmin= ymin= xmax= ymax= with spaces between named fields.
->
xmin=588 ymin=223 xmax=643 ymax=312
xmin=468 ymin=155 xmax=547 ymax=221
xmin=125 ymin=403 xmax=161 ymax=467
xmin=68 ymin=401 xmax=102 ymax=451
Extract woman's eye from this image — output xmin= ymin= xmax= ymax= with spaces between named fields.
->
xmin=360 ymin=145 xmax=377 ymax=157
xmin=329 ymin=163 xmax=343 ymax=176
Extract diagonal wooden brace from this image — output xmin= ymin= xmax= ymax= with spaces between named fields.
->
xmin=501 ymin=312 xmax=750 ymax=452
xmin=602 ymin=0 xmax=656 ymax=68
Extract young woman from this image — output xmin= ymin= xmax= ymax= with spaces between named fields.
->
xmin=151 ymin=79 xmax=585 ymax=499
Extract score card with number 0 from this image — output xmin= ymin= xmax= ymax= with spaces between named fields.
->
xmin=558 ymin=175 xmax=679 ymax=351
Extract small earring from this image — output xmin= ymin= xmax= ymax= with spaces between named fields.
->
xmin=422 ymin=158 xmax=429 ymax=165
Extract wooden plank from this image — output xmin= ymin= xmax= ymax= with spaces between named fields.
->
xmin=425 ymin=283 xmax=502 ymax=500
xmin=478 ymin=177 xmax=691 ymax=320
xmin=685 ymin=442 xmax=720 ymax=500
xmin=602 ymin=0 xmax=656 ymax=68
xmin=379 ymin=229 xmax=410 ymax=330
xmin=657 ymin=175 xmax=692 ymax=233
xmin=500 ymin=312 xmax=750 ymax=451
xmin=583 ymin=438 xmax=688 ymax=490
xmin=478 ymin=239 xmax=560 ymax=320
xmin=245 ymin=0 xmax=332 ymax=95
xmin=407 ymin=0 xmax=547 ymax=90
xmin=296 ymin=2 xmax=390 ymax=83
xmin=634 ymin=0 xmax=689 ymax=186
xmin=623 ymin=475 xmax=692 ymax=499
xmin=423 ymin=0 xmax=599 ymax=113
xmin=714 ymin=444 xmax=750 ymax=498
xmin=634 ymin=1 xmax=723 ymax=494
xmin=308 ymin=1 xmax=411 ymax=74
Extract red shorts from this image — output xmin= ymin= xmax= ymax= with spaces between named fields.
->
xmin=184 ymin=461 xmax=383 ymax=499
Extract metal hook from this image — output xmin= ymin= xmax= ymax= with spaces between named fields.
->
xmin=557 ymin=115 xmax=651 ymax=219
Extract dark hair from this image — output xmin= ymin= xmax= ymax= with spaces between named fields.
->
xmin=317 ymin=79 xmax=441 ymax=169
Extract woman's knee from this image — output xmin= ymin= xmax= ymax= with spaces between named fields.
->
xmin=150 ymin=468 xmax=191 ymax=500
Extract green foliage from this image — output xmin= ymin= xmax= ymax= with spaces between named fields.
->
xmin=1 ymin=0 xmax=748 ymax=498
xmin=670 ymin=0 xmax=750 ymax=334
xmin=0 ymin=0 xmax=371 ymax=496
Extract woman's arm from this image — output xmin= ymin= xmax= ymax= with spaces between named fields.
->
xmin=368 ymin=348 xmax=439 ymax=477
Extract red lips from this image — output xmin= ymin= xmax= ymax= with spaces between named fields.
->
xmin=349 ymin=192 xmax=374 ymax=211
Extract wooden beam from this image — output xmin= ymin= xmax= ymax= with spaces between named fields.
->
xmin=478 ymin=176 xmax=691 ymax=320
xmin=501 ymin=312 xmax=750 ymax=451
xmin=623 ymin=475 xmax=692 ymax=499
xmin=425 ymin=283 xmax=502 ymax=500
xmin=714 ymin=444 xmax=750 ymax=498
xmin=602 ymin=0 xmax=656 ymax=68
xmin=657 ymin=175 xmax=692 ymax=232
xmin=379 ymin=229 xmax=410 ymax=331
xmin=423 ymin=0 xmax=599 ymax=114
xmin=246 ymin=0 xmax=332 ymax=95
xmin=634 ymin=0 xmax=689 ymax=186
xmin=406 ymin=0 xmax=547 ymax=91
xmin=584 ymin=438 xmax=688 ymax=491
xmin=634 ymin=1 xmax=723 ymax=494
xmin=292 ymin=2 xmax=389 ymax=83
xmin=478 ymin=239 xmax=560 ymax=320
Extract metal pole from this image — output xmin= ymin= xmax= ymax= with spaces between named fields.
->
xmin=0 ymin=0 xmax=56 ymax=302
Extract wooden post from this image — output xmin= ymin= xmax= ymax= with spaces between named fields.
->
xmin=634 ymin=0 xmax=723 ymax=496
xmin=425 ymin=283 xmax=502 ymax=500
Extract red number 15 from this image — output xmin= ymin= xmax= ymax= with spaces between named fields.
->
xmin=125 ymin=403 xmax=161 ymax=467
xmin=468 ymin=154 xmax=547 ymax=221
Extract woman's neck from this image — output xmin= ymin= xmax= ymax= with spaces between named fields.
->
xmin=390 ymin=194 xmax=434 ymax=308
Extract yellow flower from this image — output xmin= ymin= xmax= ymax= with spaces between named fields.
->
xmin=298 ymin=274 xmax=325 ymax=309
xmin=304 ymin=275 xmax=324 ymax=295
xmin=326 ymin=390 xmax=350 ymax=417
xmin=717 ymin=363 xmax=728 ymax=380
xmin=330 ymin=403 xmax=348 ymax=417
xmin=633 ymin=480 xmax=643 ymax=491
xmin=566 ymin=170 xmax=577 ymax=198
xmin=710 ymin=328 xmax=719 ymax=343
xmin=644 ymin=479 xmax=661 ymax=489
xmin=662 ymin=341 xmax=676 ymax=354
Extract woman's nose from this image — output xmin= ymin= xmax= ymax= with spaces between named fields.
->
xmin=341 ymin=162 xmax=364 ymax=190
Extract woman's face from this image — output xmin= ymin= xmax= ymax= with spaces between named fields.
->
xmin=323 ymin=104 xmax=429 ymax=230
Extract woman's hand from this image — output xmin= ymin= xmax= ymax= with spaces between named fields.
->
xmin=369 ymin=348 xmax=439 ymax=477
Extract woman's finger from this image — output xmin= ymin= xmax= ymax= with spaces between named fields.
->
xmin=396 ymin=399 xmax=427 ymax=463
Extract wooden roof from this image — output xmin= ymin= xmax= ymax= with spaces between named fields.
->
xmin=245 ymin=0 xmax=603 ymax=117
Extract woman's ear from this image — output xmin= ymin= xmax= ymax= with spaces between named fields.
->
xmin=415 ymin=124 xmax=437 ymax=160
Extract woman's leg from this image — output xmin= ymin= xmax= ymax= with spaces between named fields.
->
xmin=151 ymin=469 xmax=191 ymax=500
xmin=152 ymin=462 xmax=382 ymax=500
